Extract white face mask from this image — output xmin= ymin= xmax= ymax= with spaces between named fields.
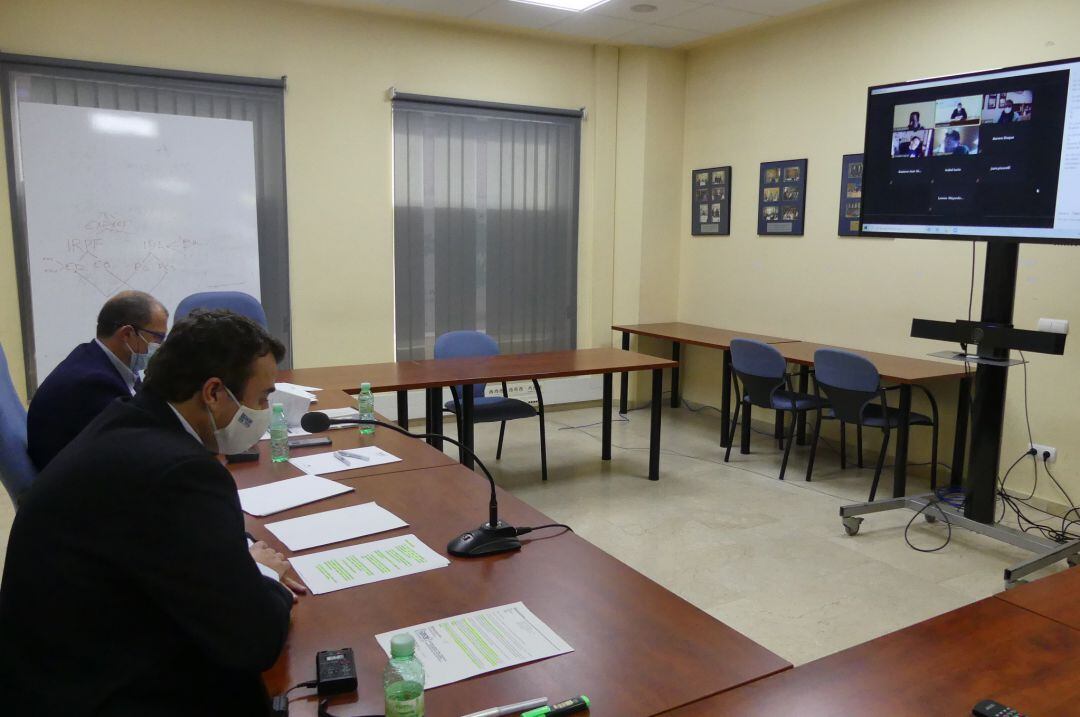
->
xmin=207 ymin=386 xmax=271 ymax=455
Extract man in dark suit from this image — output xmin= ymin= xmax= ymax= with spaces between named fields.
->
xmin=26 ymin=290 xmax=169 ymax=470
xmin=0 ymin=310 xmax=305 ymax=716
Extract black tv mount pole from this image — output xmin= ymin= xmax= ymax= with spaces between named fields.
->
xmin=839 ymin=240 xmax=1079 ymax=587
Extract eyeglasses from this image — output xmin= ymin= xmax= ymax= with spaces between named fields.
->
xmin=136 ymin=327 xmax=167 ymax=343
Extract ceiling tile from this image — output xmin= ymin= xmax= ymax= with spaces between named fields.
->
xmin=593 ymin=0 xmax=706 ymax=23
xmin=712 ymin=0 xmax=826 ymax=16
xmin=392 ymin=0 xmax=494 ymax=17
xmin=612 ymin=23 xmax=709 ymax=47
xmin=547 ymin=12 xmax=641 ymax=39
xmin=661 ymin=3 xmax=764 ymax=31
xmin=472 ymin=1 xmax=575 ymax=28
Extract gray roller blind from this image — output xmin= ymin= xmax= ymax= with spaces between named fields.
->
xmin=392 ymin=98 xmax=580 ymax=360
xmin=1 ymin=55 xmax=291 ymax=388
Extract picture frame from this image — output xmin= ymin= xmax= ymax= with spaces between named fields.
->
xmin=838 ymin=153 xmax=863 ymax=236
xmin=691 ymin=165 xmax=731 ymax=236
xmin=758 ymin=159 xmax=807 ymax=236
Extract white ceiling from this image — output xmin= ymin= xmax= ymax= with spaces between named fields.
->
xmin=300 ymin=0 xmax=842 ymax=48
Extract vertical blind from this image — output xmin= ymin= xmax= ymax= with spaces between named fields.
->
xmin=1 ymin=56 xmax=291 ymax=383
xmin=392 ymin=98 xmax=581 ymax=360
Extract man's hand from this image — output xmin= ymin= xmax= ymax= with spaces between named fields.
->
xmin=249 ymin=540 xmax=308 ymax=602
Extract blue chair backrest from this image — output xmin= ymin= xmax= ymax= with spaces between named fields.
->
xmin=434 ymin=331 xmax=499 ymax=399
xmin=813 ymin=348 xmax=882 ymax=424
xmin=175 ymin=291 xmax=268 ymax=329
xmin=814 ymin=349 xmax=880 ymax=392
xmin=0 ymin=343 xmax=36 ymax=507
xmin=730 ymin=338 xmax=787 ymax=408
xmin=730 ymin=338 xmax=786 ymax=378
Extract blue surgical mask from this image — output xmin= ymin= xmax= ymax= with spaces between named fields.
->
xmin=126 ymin=338 xmax=159 ymax=375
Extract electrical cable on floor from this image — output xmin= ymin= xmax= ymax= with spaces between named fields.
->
xmin=904 ymin=496 xmax=952 ymax=553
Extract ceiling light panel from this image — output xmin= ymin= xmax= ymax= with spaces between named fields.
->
xmin=508 ymin=0 xmax=614 ymax=12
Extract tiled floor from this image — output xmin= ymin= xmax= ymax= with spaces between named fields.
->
xmin=0 ymin=402 xmax=1064 ymax=666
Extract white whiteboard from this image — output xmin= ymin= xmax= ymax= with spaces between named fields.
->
xmin=17 ymin=103 xmax=261 ymax=383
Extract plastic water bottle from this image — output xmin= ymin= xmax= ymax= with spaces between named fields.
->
xmin=383 ymin=633 xmax=424 ymax=717
xmin=358 ymin=382 xmax=375 ymax=436
xmin=269 ymin=403 xmax=289 ymax=463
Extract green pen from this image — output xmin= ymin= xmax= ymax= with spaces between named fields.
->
xmin=522 ymin=696 xmax=590 ymax=717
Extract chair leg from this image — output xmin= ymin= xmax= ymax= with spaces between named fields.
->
xmin=840 ymin=422 xmax=847 ymax=469
xmin=868 ymin=428 xmax=891 ymax=502
xmin=725 ymin=400 xmax=741 ymax=463
xmin=778 ymin=411 xmax=797 ymax=481
xmin=740 ymin=402 xmax=752 ymax=455
xmin=857 ymin=425 xmax=864 ymax=468
xmin=805 ymin=411 xmax=822 ymax=482
xmin=775 ymin=412 xmax=784 ymax=450
xmin=496 ymin=421 xmax=507 ymax=460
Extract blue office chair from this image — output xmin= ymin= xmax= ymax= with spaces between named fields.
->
xmin=0 ymin=343 xmax=37 ymax=508
xmin=435 ymin=331 xmax=548 ymax=481
xmin=812 ymin=348 xmax=939 ymax=501
xmin=724 ymin=339 xmax=828 ymax=481
xmin=175 ymin=291 xmax=268 ymax=329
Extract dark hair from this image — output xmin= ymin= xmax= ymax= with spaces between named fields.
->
xmin=946 ymin=129 xmax=961 ymax=141
xmin=96 ymin=291 xmax=167 ymax=338
xmin=910 ymin=111 xmax=920 ymax=120
xmin=143 ymin=309 xmax=286 ymax=401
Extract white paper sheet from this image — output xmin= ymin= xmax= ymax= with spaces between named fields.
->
xmin=375 ymin=603 xmax=573 ymax=689
xmin=288 ymin=447 xmax=401 ymax=475
xmin=290 ymin=534 xmax=449 ymax=595
xmin=276 ymin=382 xmax=323 ymax=394
xmin=238 ymin=475 xmax=353 ymax=517
xmin=265 ymin=502 xmax=408 ymax=551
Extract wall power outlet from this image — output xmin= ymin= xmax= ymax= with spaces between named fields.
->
xmin=1031 ymin=443 xmax=1057 ymax=464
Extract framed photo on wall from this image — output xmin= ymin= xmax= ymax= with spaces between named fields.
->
xmin=838 ymin=153 xmax=863 ymax=236
xmin=691 ymin=166 xmax=731 ymax=236
xmin=758 ymin=159 xmax=807 ymax=236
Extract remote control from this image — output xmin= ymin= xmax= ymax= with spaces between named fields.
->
xmin=973 ymin=699 xmax=1025 ymax=717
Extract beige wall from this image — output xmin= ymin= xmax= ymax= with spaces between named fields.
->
xmin=678 ymin=0 xmax=1080 ymax=504
xmin=0 ymin=0 xmax=661 ymax=401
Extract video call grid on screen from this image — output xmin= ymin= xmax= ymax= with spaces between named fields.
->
xmin=859 ymin=57 xmax=1080 ymax=242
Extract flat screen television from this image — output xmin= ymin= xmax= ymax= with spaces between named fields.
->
xmin=860 ymin=56 xmax=1080 ymax=243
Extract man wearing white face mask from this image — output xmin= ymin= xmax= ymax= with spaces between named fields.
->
xmin=27 ymin=290 xmax=169 ymax=471
xmin=0 ymin=309 xmax=304 ymax=716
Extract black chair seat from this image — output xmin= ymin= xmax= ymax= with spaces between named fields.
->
xmin=768 ymin=390 xmax=828 ymax=412
xmin=444 ymin=396 xmax=537 ymax=423
xmin=824 ymin=404 xmax=933 ymax=428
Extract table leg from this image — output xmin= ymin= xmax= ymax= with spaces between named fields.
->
xmin=670 ymin=342 xmax=681 ymax=409
xmin=424 ymin=388 xmax=435 ymax=446
xmin=423 ymin=388 xmax=436 ymax=451
xmin=649 ymin=369 xmax=662 ymax=481
xmin=951 ymin=374 xmax=972 ymax=488
xmin=602 ymin=373 xmax=613 ymax=461
xmin=796 ymin=365 xmax=809 ymax=445
xmin=720 ymin=349 xmax=732 ymax=447
xmin=619 ymin=331 xmax=630 ymax=415
xmin=461 ymin=385 xmax=474 ymax=469
xmin=892 ymin=384 xmax=912 ymax=498
xmin=396 ymin=390 xmax=409 ymax=429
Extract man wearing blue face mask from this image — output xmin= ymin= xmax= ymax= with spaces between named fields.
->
xmin=26 ymin=290 xmax=169 ymax=471
xmin=0 ymin=309 xmax=303 ymax=716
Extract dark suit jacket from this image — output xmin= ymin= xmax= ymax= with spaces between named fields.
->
xmin=0 ymin=390 xmax=294 ymax=716
xmin=27 ymin=340 xmax=132 ymax=471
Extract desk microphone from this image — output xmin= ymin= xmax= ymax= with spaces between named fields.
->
xmin=300 ymin=411 xmax=522 ymax=557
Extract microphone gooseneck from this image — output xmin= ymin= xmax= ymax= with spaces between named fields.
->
xmin=300 ymin=411 xmax=521 ymax=557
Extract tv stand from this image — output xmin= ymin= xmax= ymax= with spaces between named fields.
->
xmin=838 ymin=241 xmax=1080 ymax=587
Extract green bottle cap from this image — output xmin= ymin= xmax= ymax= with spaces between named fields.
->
xmin=390 ymin=633 xmax=415 ymax=658
xmin=361 ymin=382 xmax=372 ymax=392
xmin=272 ymin=403 xmax=285 ymax=413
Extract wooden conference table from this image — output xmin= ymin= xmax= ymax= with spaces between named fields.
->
xmin=614 ymin=322 xmax=969 ymax=497
xmin=659 ymin=591 xmax=1080 ymax=716
xmin=237 ymin=406 xmax=791 ymax=716
xmin=282 ymin=347 xmax=677 ymax=481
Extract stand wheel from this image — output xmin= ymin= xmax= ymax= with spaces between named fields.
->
xmin=1067 ymin=554 xmax=1080 ymax=568
xmin=842 ymin=516 xmax=863 ymax=536
xmin=924 ymin=514 xmax=937 ymax=524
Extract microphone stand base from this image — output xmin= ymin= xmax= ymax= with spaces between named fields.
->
xmin=448 ymin=520 xmax=522 ymax=557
